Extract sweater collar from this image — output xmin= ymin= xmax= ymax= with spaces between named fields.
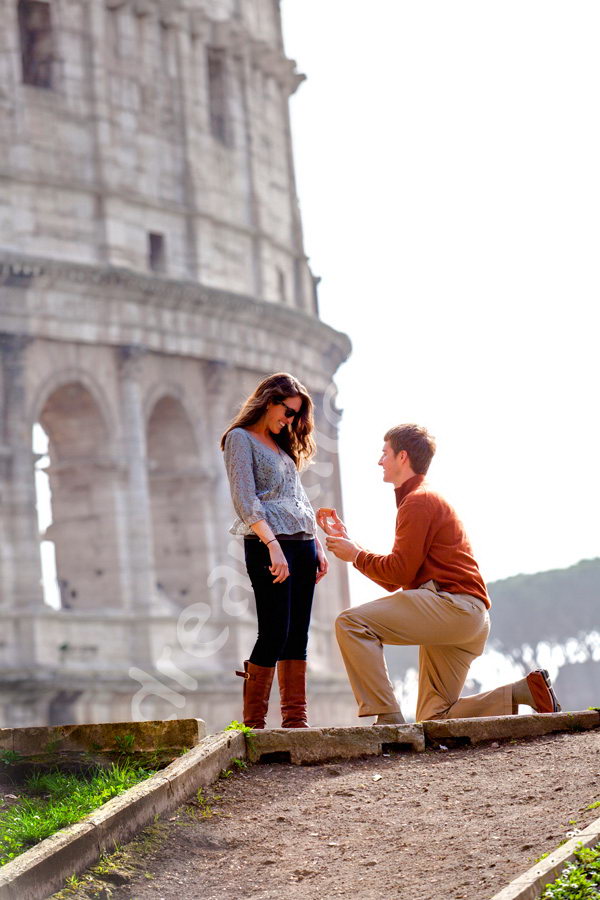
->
xmin=395 ymin=474 xmax=426 ymax=507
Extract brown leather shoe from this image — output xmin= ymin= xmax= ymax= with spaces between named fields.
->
xmin=277 ymin=659 xmax=309 ymax=728
xmin=526 ymin=669 xmax=561 ymax=713
xmin=235 ymin=660 xmax=275 ymax=729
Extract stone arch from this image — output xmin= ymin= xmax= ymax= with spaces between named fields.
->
xmin=29 ymin=367 xmax=117 ymax=447
xmin=145 ymin=380 xmax=194 ymax=434
xmin=36 ymin=380 xmax=123 ymax=611
xmin=146 ymin=392 xmax=211 ymax=608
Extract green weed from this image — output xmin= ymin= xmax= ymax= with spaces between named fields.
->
xmin=114 ymin=733 xmax=136 ymax=754
xmin=0 ymin=750 xmax=23 ymax=766
xmin=541 ymin=841 xmax=600 ymax=898
xmin=224 ymin=720 xmax=255 ymax=753
xmin=190 ymin=787 xmax=214 ymax=818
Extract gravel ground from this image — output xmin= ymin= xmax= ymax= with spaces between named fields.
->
xmin=51 ymin=729 xmax=600 ymax=900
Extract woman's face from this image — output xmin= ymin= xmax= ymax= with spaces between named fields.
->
xmin=266 ymin=394 xmax=302 ymax=435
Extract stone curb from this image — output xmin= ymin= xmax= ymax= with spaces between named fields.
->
xmin=489 ymin=814 xmax=600 ymax=900
xmin=423 ymin=710 xmax=600 ymax=746
xmin=248 ymin=711 xmax=600 ymax=765
xmin=0 ymin=719 xmax=206 ymax=769
xmin=248 ymin=724 xmax=425 ymax=764
xmin=0 ymin=730 xmax=245 ymax=900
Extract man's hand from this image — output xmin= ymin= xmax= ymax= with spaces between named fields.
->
xmin=325 ymin=535 xmax=360 ymax=563
xmin=316 ymin=508 xmax=348 ymax=538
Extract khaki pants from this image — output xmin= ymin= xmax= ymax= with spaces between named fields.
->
xmin=335 ymin=581 xmax=513 ymax=721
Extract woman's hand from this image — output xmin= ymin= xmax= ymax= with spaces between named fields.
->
xmin=315 ymin=539 xmax=329 ymax=584
xmin=268 ymin=542 xmax=290 ymax=583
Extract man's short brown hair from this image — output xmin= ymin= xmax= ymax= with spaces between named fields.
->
xmin=384 ymin=424 xmax=436 ymax=475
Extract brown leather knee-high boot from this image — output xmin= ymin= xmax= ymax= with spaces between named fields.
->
xmin=235 ymin=660 xmax=275 ymax=729
xmin=277 ymin=659 xmax=309 ymax=728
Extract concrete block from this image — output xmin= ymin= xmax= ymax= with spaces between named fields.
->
xmin=423 ymin=710 xmax=600 ymax=746
xmin=164 ymin=730 xmax=246 ymax=806
xmin=87 ymin=774 xmax=173 ymax=851
xmin=5 ymin=718 xmax=206 ymax=767
xmin=0 ymin=821 xmax=99 ymax=900
xmin=248 ymin=724 xmax=425 ymax=765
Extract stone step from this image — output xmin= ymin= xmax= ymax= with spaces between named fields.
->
xmin=249 ymin=710 xmax=600 ymax=764
xmin=248 ymin=724 xmax=425 ymax=764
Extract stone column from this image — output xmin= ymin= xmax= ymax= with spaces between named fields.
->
xmin=117 ymin=345 xmax=156 ymax=663
xmin=83 ymin=0 xmax=112 ymax=263
xmin=0 ymin=332 xmax=45 ymax=611
xmin=172 ymin=8 xmax=201 ymax=280
xmin=238 ymin=48 xmax=264 ymax=299
xmin=279 ymin=67 xmax=310 ymax=312
xmin=201 ymin=359 xmax=250 ymax=670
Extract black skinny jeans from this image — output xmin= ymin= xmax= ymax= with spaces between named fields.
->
xmin=244 ymin=537 xmax=318 ymax=668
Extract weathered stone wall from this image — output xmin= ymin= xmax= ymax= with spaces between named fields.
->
xmin=0 ymin=0 xmax=357 ymax=731
xmin=0 ymin=0 xmax=313 ymax=310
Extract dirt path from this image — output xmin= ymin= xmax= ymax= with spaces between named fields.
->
xmin=53 ymin=730 xmax=600 ymax=900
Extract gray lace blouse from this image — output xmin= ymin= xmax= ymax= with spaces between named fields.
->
xmin=223 ymin=427 xmax=316 ymax=538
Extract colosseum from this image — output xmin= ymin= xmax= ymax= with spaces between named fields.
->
xmin=0 ymin=0 xmax=355 ymax=730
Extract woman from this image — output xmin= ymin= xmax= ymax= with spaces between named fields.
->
xmin=221 ymin=372 xmax=328 ymax=729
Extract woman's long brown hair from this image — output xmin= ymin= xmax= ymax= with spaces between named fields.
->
xmin=220 ymin=373 xmax=316 ymax=470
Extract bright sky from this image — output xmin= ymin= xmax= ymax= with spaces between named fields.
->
xmin=282 ymin=0 xmax=600 ymax=605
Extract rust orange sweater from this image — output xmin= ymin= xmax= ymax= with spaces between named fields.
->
xmin=353 ymin=474 xmax=490 ymax=608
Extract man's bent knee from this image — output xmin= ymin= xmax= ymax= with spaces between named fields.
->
xmin=335 ymin=608 xmax=354 ymax=636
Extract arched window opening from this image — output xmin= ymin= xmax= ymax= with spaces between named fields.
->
xmin=18 ymin=0 xmax=54 ymax=88
xmin=33 ymin=422 xmax=60 ymax=609
xmin=38 ymin=382 xmax=122 ymax=611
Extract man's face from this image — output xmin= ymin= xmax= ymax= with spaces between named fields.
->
xmin=378 ymin=440 xmax=404 ymax=483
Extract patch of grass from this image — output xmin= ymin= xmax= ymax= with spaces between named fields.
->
xmin=0 ymin=749 xmax=22 ymax=766
xmin=586 ymin=801 xmax=600 ymax=811
xmin=0 ymin=762 xmax=155 ymax=866
xmin=185 ymin=787 xmax=217 ymax=820
xmin=541 ymin=841 xmax=600 ymax=898
xmin=114 ymin=733 xmax=136 ymax=754
xmin=220 ymin=757 xmax=248 ymax=779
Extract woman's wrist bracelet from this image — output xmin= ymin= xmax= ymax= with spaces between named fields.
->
xmin=265 ymin=538 xmax=277 ymax=546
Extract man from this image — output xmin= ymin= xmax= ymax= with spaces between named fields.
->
xmin=318 ymin=424 xmax=560 ymax=724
